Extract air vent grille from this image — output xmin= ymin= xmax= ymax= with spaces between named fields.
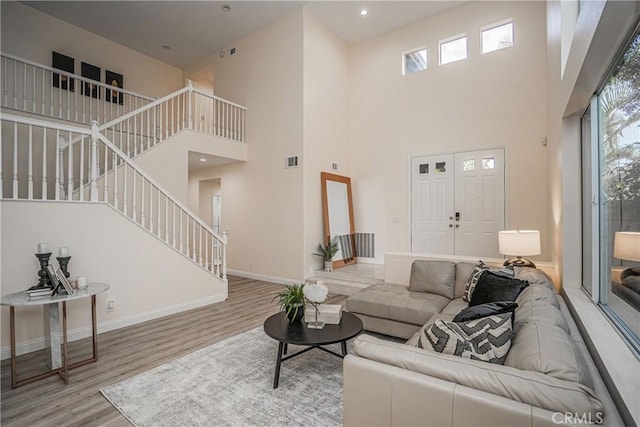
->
xmin=285 ymin=156 xmax=299 ymax=168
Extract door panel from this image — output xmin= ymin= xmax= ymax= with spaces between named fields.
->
xmin=454 ymin=149 xmax=504 ymax=257
xmin=411 ymin=154 xmax=454 ymax=254
xmin=411 ymin=149 xmax=504 ymax=257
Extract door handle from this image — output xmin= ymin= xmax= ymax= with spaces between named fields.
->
xmin=455 ymin=212 xmax=460 ymax=221
xmin=449 ymin=224 xmax=453 ymax=228
xmin=455 ymin=224 xmax=460 ymax=228
xmin=449 ymin=216 xmax=454 ymax=220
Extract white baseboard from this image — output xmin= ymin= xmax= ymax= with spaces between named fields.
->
xmin=0 ymin=293 xmax=226 ymax=361
xmin=227 ymin=269 xmax=295 ymax=286
xmin=356 ymin=257 xmax=384 ymax=265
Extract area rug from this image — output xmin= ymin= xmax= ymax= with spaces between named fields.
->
xmin=100 ymin=326 xmax=348 ymax=426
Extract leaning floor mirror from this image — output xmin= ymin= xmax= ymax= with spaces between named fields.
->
xmin=321 ymin=172 xmax=356 ymax=269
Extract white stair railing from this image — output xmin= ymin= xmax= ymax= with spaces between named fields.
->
xmin=1 ymin=53 xmax=155 ymax=126
xmin=1 ymin=113 xmax=227 ymax=280
xmin=99 ymin=82 xmax=246 ymax=158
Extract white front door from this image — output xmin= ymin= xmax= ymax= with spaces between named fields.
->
xmin=411 ymin=154 xmax=455 ymax=254
xmin=453 ymin=149 xmax=505 ymax=257
xmin=410 ymin=149 xmax=505 ymax=257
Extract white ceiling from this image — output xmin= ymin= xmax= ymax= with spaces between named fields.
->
xmin=23 ymin=1 xmax=465 ymax=71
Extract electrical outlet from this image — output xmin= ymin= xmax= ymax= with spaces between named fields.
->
xmin=107 ymin=299 xmax=115 ymax=312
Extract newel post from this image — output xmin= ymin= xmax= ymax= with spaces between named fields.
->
xmin=222 ymin=230 xmax=229 ymax=280
xmin=187 ymin=80 xmax=193 ymax=130
xmin=90 ymin=120 xmax=99 ymax=202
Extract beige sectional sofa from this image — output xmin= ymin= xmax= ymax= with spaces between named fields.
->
xmin=344 ymin=254 xmax=623 ymax=426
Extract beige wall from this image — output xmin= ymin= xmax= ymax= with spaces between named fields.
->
xmin=1 ymin=2 xmax=183 ymax=99
xmin=190 ymin=9 xmax=305 ymax=281
xmin=302 ymin=9 xmax=351 ymax=276
xmin=0 ymin=201 xmax=226 ymax=357
xmin=348 ymin=1 xmax=549 ymax=262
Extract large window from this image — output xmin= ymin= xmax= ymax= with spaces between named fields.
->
xmin=583 ymin=28 xmax=640 ymax=351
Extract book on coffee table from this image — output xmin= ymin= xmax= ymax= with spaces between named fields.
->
xmin=304 ymin=304 xmax=343 ymax=324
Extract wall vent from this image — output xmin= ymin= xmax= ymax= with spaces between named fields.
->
xmin=331 ymin=162 xmax=339 ymax=171
xmin=285 ymin=156 xmax=299 ymax=168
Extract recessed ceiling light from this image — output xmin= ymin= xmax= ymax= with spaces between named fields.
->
xmin=360 ymin=9 xmax=368 ymax=16
xmin=221 ymin=4 xmax=231 ymax=12
xmin=199 ymin=158 xmax=207 ymax=162
xmin=161 ymin=45 xmax=171 ymax=50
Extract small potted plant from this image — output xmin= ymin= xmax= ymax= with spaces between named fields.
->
xmin=314 ymin=238 xmax=339 ymax=272
xmin=272 ymin=283 xmax=305 ymax=323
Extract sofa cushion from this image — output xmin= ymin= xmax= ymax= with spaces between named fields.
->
xmin=347 ymin=284 xmax=449 ymax=326
xmin=514 ymin=284 xmax=569 ymax=333
xmin=409 ymin=260 xmax=456 ymax=298
xmin=504 ymin=321 xmax=594 ymax=389
xmin=441 ymin=298 xmax=468 ymax=315
xmin=417 ymin=313 xmax=513 ymax=364
xmin=469 ymin=271 xmax=528 ymax=306
xmin=453 ymin=302 xmax=518 ymax=322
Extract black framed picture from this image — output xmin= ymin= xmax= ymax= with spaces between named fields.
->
xmin=105 ymin=70 xmax=124 ymax=105
xmin=81 ymin=62 xmax=101 ymax=99
xmin=52 ymin=51 xmax=75 ymax=92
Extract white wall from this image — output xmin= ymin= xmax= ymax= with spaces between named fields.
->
xmin=0 ymin=201 xmax=226 ymax=357
xmin=135 ymin=130 xmax=247 ymax=207
xmin=302 ymin=9 xmax=351 ymax=276
xmin=189 ymin=9 xmax=305 ymax=281
xmin=348 ymin=1 xmax=549 ymax=262
xmin=1 ymin=2 xmax=183 ymax=99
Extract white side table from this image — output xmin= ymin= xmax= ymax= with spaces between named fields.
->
xmin=1 ymin=282 xmax=110 ymax=388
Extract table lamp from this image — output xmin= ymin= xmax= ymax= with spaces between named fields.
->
xmin=613 ymin=232 xmax=640 ymax=280
xmin=303 ymin=281 xmax=328 ymax=329
xmin=498 ymin=230 xmax=541 ymax=268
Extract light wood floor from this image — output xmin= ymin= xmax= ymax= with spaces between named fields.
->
xmin=1 ymin=276 xmax=348 ymax=426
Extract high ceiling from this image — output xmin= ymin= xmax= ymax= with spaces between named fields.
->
xmin=23 ymin=1 xmax=465 ymax=71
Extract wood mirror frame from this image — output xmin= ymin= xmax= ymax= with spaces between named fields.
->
xmin=321 ymin=172 xmax=356 ymax=269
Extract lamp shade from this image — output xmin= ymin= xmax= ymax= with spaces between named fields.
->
xmin=613 ymin=232 xmax=640 ymax=262
xmin=498 ymin=230 xmax=541 ymax=256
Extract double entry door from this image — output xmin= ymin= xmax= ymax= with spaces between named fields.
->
xmin=411 ymin=148 xmax=505 ymax=257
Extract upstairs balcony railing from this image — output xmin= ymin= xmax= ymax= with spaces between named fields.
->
xmin=0 ymin=113 xmax=228 ymax=280
xmin=99 ymin=82 xmax=246 ymax=159
xmin=1 ymin=53 xmax=247 ymax=150
xmin=1 ymin=53 xmax=155 ymax=125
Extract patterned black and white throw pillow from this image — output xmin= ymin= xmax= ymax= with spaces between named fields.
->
xmin=417 ymin=313 xmax=513 ymax=364
xmin=463 ymin=261 xmax=488 ymax=302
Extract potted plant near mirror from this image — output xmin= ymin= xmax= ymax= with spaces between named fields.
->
xmin=314 ymin=238 xmax=339 ymax=272
xmin=272 ymin=283 xmax=305 ymax=323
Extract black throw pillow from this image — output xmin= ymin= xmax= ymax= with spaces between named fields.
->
xmin=468 ymin=271 xmax=529 ymax=307
xmin=453 ymin=301 xmax=518 ymax=322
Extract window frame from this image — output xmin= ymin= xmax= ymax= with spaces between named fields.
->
xmin=439 ymin=34 xmax=468 ymax=65
xmin=581 ymin=25 xmax=640 ymax=355
xmin=402 ymin=47 xmax=428 ymax=76
xmin=480 ymin=19 xmax=514 ymax=55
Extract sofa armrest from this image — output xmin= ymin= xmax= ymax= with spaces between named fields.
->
xmin=351 ymin=334 xmax=603 ymax=417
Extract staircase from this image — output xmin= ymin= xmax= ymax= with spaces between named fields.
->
xmin=1 ymin=53 xmax=248 ymax=284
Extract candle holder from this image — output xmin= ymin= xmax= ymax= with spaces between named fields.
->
xmin=29 ymin=252 xmax=53 ymax=290
xmin=56 ymin=256 xmax=72 ymax=278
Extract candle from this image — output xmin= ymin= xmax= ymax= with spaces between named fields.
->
xmin=37 ymin=242 xmax=49 ymax=254
xmin=58 ymin=247 xmax=69 ymax=257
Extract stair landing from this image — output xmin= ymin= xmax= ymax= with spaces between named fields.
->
xmin=313 ymin=263 xmax=384 ymax=295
